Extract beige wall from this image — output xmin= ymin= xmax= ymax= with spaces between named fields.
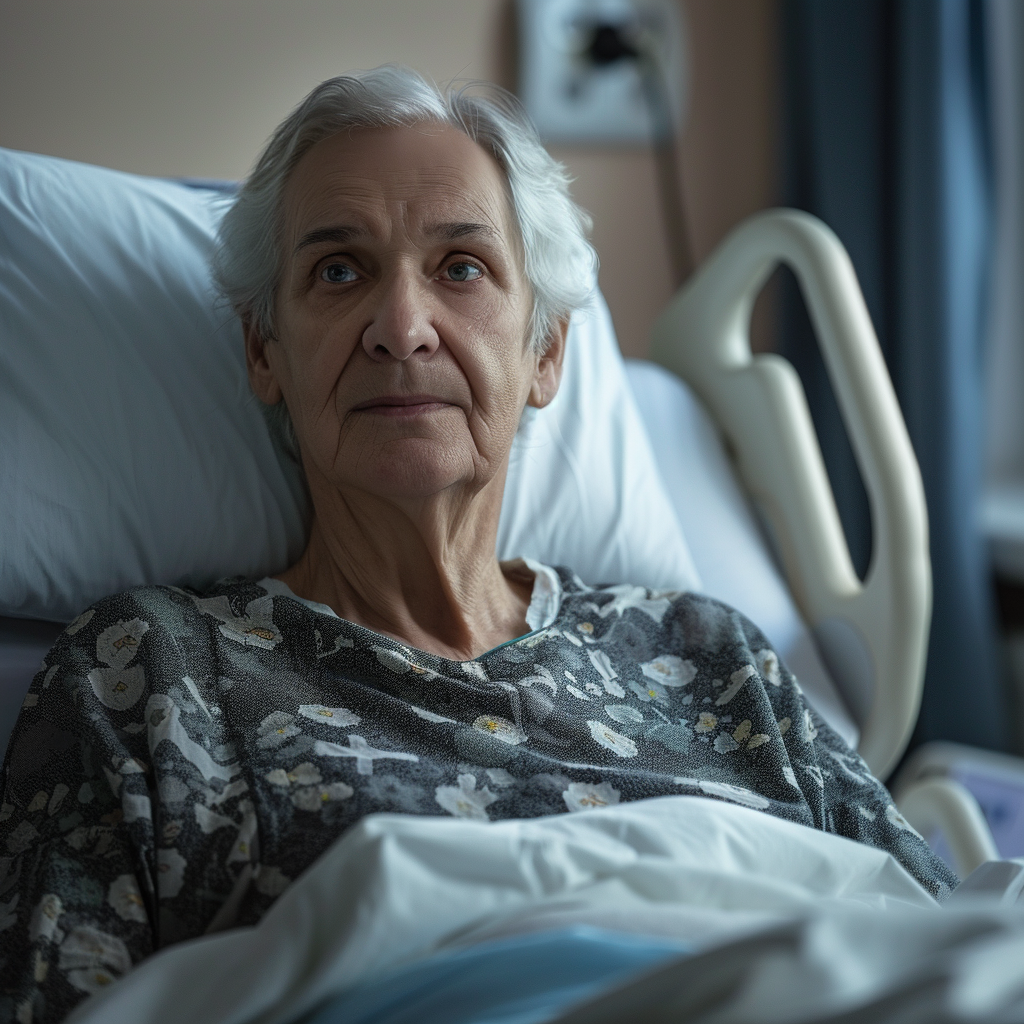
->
xmin=0 ymin=0 xmax=778 ymax=357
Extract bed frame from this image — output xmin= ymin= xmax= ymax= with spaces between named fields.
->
xmin=652 ymin=209 xmax=928 ymax=781
xmin=651 ymin=209 xmax=1001 ymax=876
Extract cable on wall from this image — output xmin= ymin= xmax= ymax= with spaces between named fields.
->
xmin=581 ymin=20 xmax=695 ymax=287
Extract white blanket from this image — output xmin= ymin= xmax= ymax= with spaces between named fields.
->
xmin=65 ymin=795 xmax=938 ymax=1024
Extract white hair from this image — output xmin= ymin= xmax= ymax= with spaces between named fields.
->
xmin=213 ymin=65 xmax=596 ymax=355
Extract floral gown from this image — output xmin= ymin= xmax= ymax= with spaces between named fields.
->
xmin=0 ymin=567 xmax=956 ymax=1022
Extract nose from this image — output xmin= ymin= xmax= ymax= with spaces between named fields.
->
xmin=361 ymin=271 xmax=441 ymax=362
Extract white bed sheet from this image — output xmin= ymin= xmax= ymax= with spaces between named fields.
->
xmin=66 ymin=795 xmax=936 ymax=1024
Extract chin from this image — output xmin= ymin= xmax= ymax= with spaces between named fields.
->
xmin=351 ymin=439 xmax=477 ymax=501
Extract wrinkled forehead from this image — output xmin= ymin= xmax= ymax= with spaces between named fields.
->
xmin=279 ymin=123 xmax=521 ymax=252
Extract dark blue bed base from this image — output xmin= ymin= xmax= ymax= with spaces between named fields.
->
xmin=0 ymin=618 xmax=66 ymax=756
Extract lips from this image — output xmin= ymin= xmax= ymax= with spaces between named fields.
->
xmin=350 ymin=394 xmax=454 ymax=416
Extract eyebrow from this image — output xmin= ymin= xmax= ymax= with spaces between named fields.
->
xmin=425 ymin=222 xmax=497 ymax=242
xmin=292 ymin=221 xmax=497 ymax=256
xmin=293 ymin=225 xmax=363 ymax=254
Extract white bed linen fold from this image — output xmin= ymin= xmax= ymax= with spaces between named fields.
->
xmin=66 ymin=795 xmax=933 ymax=1024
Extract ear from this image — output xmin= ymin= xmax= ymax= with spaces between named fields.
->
xmin=243 ymin=318 xmax=284 ymax=406
xmin=526 ymin=317 xmax=569 ymax=409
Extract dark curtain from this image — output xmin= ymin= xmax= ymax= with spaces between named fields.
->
xmin=781 ymin=0 xmax=1007 ymax=751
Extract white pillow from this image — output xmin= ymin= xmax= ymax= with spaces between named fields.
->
xmin=624 ymin=359 xmax=858 ymax=748
xmin=0 ymin=147 xmax=700 ymax=623
xmin=499 ymin=290 xmax=700 ymax=591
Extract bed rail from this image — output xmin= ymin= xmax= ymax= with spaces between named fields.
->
xmin=650 ymin=209 xmax=930 ymax=779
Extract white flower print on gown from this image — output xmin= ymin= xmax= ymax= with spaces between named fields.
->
xmin=434 ymin=774 xmax=499 ymax=820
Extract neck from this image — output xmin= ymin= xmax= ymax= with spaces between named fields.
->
xmin=277 ymin=470 xmax=533 ymax=661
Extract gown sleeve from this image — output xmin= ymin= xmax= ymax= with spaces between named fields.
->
xmin=0 ymin=600 xmax=159 ymax=1023
xmin=731 ymin=605 xmax=960 ymax=897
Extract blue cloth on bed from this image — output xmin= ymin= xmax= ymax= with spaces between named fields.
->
xmin=298 ymin=927 xmax=689 ymax=1024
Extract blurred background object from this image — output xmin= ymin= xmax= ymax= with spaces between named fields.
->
xmin=517 ymin=0 xmax=695 ymax=284
xmin=778 ymin=0 xmax=1005 ymax=757
xmin=517 ymin=0 xmax=688 ymax=147
xmin=986 ymin=0 xmax=1024 ymax=757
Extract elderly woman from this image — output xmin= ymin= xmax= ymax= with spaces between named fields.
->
xmin=0 ymin=66 xmax=954 ymax=1022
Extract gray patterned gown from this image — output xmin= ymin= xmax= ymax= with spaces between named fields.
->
xmin=0 ymin=565 xmax=956 ymax=1022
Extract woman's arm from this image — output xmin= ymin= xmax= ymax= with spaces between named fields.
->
xmin=0 ymin=583 xmax=261 ymax=1023
xmin=696 ymin=596 xmax=959 ymax=895
xmin=0 ymin=605 xmax=158 ymax=1022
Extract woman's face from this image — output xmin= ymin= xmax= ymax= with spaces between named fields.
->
xmin=246 ymin=123 xmax=564 ymax=506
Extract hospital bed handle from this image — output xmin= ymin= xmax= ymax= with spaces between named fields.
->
xmin=651 ymin=209 xmax=930 ymax=780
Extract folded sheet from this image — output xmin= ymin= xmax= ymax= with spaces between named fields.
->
xmin=65 ymin=795 xmax=934 ymax=1024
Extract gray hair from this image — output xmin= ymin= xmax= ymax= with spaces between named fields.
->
xmin=212 ymin=65 xmax=596 ymax=356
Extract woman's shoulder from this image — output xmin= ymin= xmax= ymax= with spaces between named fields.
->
xmin=65 ymin=581 xmax=193 ymax=623
xmin=60 ymin=576 xmax=270 ymax=638
xmin=551 ymin=571 xmax=771 ymax=652
xmin=552 ymin=569 xmax=738 ymax=619
xmin=37 ymin=577 xmax=276 ymax=696
xmin=7 ymin=579 xmax=280 ymax=759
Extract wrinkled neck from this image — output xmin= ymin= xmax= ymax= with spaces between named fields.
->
xmin=276 ymin=469 xmax=532 ymax=661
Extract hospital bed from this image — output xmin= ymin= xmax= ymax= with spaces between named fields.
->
xmin=2 ymin=146 xmax=1023 ymax=1023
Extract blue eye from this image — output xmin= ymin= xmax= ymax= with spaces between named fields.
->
xmin=446 ymin=262 xmax=482 ymax=282
xmin=321 ymin=263 xmax=357 ymax=284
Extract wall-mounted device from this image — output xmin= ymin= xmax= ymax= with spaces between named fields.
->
xmin=516 ymin=0 xmax=687 ymax=146
xmin=517 ymin=0 xmax=694 ymax=284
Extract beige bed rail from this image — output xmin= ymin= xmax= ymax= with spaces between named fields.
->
xmin=650 ymin=209 xmax=930 ymax=780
